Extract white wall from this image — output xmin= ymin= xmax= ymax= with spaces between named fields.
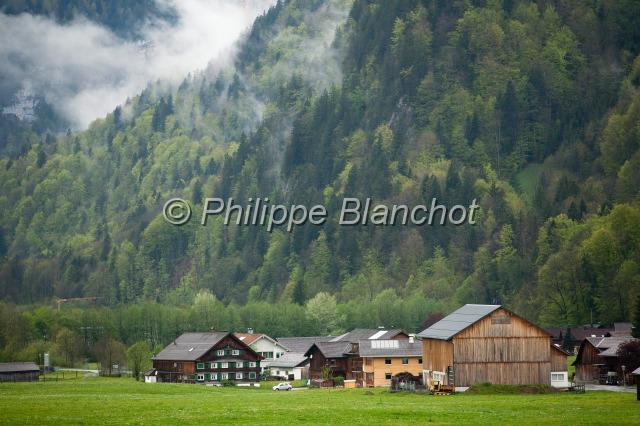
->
xmin=550 ymin=371 xmax=570 ymax=388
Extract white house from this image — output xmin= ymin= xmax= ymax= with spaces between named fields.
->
xmin=235 ymin=331 xmax=289 ymax=374
xmin=268 ymin=353 xmax=309 ymax=380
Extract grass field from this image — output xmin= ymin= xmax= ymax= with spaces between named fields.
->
xmin=1 ymin=378 xmax=639 ymax=425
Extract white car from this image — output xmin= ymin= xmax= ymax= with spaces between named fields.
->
xmin=272 ymin=382 xmax=293 ymax=391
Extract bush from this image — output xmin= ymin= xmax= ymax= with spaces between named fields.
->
xmin=221 ymin=380 xmax=237 ymax=387
xmin=334 ymin=375 xmax=345 ymax=386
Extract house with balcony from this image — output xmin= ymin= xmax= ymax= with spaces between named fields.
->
xmin=147 ymin=332 xmax=262 ymax=385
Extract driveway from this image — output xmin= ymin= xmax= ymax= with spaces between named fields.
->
xmin=584 ymin=384 xmax=635 ymax=393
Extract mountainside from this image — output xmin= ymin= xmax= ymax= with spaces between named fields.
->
xmin=1 ymin=0 xmax=639 ymax=342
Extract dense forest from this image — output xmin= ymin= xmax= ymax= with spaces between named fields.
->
xmin=1 ymin=0 xmax=640 ymax=364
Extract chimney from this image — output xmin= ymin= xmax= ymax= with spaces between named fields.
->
xmin=248 ymin=327 xmax=254 ymax=334
xmin=409 ymin=335 xmax=414 ymax=344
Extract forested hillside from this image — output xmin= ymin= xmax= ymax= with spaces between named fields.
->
xmin=1 ymin=0 xmax=640 ymax=362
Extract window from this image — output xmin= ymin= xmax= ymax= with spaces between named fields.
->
xmin=232 ymin=349 xmax=240 ymax=356
xmin=551 ymin=373 xmax=566 ymax=381
xmin=217 ymin=349 xmax=224 ymax=356
xmin=384 ymin=358 xmax=392 ymax=365
xmin=249 ymin=361 xmax=256 ymax=368
xmin=221 ymin=362 xmax=228 ymax=369
xmin=249 ymin=372 xmax=256 ymax=380
xmin=196 ymin=362 xmax=204 ymax=370
xmin=197 ymin=374 xmax=204 ymax=381
xmin=418 ymin=358 xmax=423 ymax=364
xmin=365 ymin=358 xmax=372 ymax=366
xmin=236 ymin=372 xmax=243 ymax=380
xmin=402 ymin=358 xmax=409 ymax=365
xmin=385 ymin=373 xmax=392 ymax=380
xmin=221 ymin=372 xmax=228 ymax=380
xmin=209 ymin=362 xmax=216 ymax=369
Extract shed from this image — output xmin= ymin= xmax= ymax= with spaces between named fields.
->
xmin=418 ymin=304 xmax=554 ymax=387
xmin=0 ymin=362 xmax=40 ymax=382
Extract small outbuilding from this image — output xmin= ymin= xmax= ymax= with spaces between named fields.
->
xmin=0 ymin=362 xmax=40 ymax=382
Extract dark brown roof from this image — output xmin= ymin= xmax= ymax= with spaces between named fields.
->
xmin=153 ymin=332 xmax=228 ymax=361
xmin=275 ymin=336 xmax=333 ymax=353
xmin=0 ymin=362 xmax=39 ymax=373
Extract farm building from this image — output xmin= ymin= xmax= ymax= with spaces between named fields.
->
xmin=0 ymin=362 xmax=40 ymax=382
xmin=148 ymin=332 xmax=262 ymax=385
xmin=305 ymin=329 xmax=408 ymax=384
xmin=360 ymin=337 xmax=423 ymax=387
xmin=418 ymin=304 xmax=564 ymax=387
xmin=573 ymin=335 xmax=638 ymax=384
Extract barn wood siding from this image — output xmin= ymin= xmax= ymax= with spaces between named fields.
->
xmin=574 ymin=341 xmax=601 ymax=382
xmin=551 ymin=348 xmax=568 ymax=372
xmin=421 ymin=339 xmax=453 ymax=372
xmin=451 ymin=308 xmax=552 ymax=386
xmin=453 ymin=337 xmax=550 ymax=363
xmin=454 ymin=362 xmax=551 ymax=386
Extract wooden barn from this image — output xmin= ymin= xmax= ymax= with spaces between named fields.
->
xmin=572 ymin=335 xmax=637 ymax=384
xmin=418 ymin=304 xmax=562 ymax=387
xmin=148 ymin=332 xmax=262 ymax=385
xmin=0 ymin=362 xmax=40 ymax=382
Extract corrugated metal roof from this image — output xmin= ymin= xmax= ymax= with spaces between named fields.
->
xmin=0 ymin=362 xmax=40 ymax=373
xmin=358 ymin=340 xmax=422 ymax=357
xmin=153 ymin=332 xmax=228 ymax=361
xmin=417 ymin=304 xmax=501 ymax=340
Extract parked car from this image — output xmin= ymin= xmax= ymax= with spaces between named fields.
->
xmin=272 ymin=382 xmax=293 ymax=391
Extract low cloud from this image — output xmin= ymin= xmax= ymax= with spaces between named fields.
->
xmin=0 ymin=0 xmax=275 ymax=129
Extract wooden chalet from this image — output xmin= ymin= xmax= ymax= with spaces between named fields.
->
xmin=148 ymin=332 xmax=262 ymax=385
xmin=418 ymin=304 xmax=563 ymax=387
xmin=304 ymin=329 xmax=408 ymax=384
xmin=573 ymin=335 xmax=638 ymax=384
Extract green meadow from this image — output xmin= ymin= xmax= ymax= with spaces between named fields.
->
xmin=0 ymin=378 xmax=638 ymax=425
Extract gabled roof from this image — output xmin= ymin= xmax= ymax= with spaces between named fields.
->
xmin=0 ymin=362 xmax=39 ymax=373
xmin=304 ymin=341 xmax=354 ymax=358
xmin=358 ymin=339 xmax=422 ymax=358
xmin=597 ymin=337 xmax=637 ymax=357
xmin=417 ymin=304 xmax=501 ymax=340
xmin=234 ymin=333 xmax=264 ymax=345
xmin=153 ymin=332 xmax=255 ymax=361
xmin=632 ymin=367 xmax=640 ymax=375
xmin=329 ymin=329 xmax=407 ymax=343
xmin=551 ymin=344 xmax=571 ymax=356
xmin=268 ymin=353 xmax=308 ymax=368
xmin=275 ymin=336 xmax=333 ymax=353
xmin=234 ymin=333 xmax=289 ymax=350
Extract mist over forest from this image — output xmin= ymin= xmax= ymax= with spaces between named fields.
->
xmin=0 ymin=0 xmax=639 ymax=364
